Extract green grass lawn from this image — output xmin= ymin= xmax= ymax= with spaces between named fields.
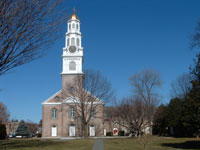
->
xmin=104 ymin=137 xmax=200 ymax=150
xmin=1 ymin=137 xmax=200 ymax=150
xmin=0 ymin=138 xmax=94 ymax=150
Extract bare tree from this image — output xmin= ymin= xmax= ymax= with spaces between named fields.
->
xmin=0 ymin=0 xmax=67 ymax=75
xmin=0 ymin=102 xmax=10 ymax=124
xmin=26 ymin=121 xmax=39 ymax=135
xmin=129 ymin=69 xmax=162 ymax=133
xmin=170 ymin=73 xmax=191 ymax=99
xmin=136 ymin=135 xmax=153 ymax=150
xmin=106 ymin=97 xmax=150 ymax=137
xmin=63 ymin=69 xmax=114 ymax=137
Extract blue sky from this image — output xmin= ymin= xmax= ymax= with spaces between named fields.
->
xmin=0 ymin=0 xmax=200 ymax=123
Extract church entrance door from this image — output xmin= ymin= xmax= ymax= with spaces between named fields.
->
xmin=90 ymin=125 xmax=95 ymax=136
xmin=69 ymin=125 xmax=75 ymax=136
xmin=51 ymin=125 xmax=57 ymax=137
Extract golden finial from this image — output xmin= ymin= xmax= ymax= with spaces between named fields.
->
xmin=70 ymin=8 xmax=79 ymax=20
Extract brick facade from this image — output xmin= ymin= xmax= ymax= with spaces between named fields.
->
xmin=42 ymin=90 xmax=104 ymax=137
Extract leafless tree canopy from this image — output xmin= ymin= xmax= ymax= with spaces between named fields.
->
xmin=106 ymin=97 xmax=151 ymax=137
xmin=82 ymin=70 xmax=114 ymax=104
xmin=170 ymin=73 xmax=191 ymax=99
xmin=129 ymin=69 xmax=162 ymax=133
xmin=64 ymin=69 xmax=114 ymax=137
xmin=0 ymin=0 xmax=67 ymax=75
xmin=129 ymin=69 xmax=162 ymax=107
xmin=0 ymin=102 xmax=10 ymax=124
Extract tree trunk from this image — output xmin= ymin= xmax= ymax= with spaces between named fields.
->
xmin=82 ymin=123 xmax=88 ymax=138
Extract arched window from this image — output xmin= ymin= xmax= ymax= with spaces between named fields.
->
xmin=91 ymin=110 xmax=95 ymax=119
xmin=69 ymin=24 xmax=71 ymax=30
xmin=67 ymin=38 xmax=69 ymax=46
xmin=72 ymin=23 xmax=75 ymax=28
xmin=76 ymin=24 xmax=78 ymax=29
xmin=71 ymin=38 xmax=75 ymax=46
xmin=69 ymin=87 xmax=75 ymax=94
xmin=70 ymin=107 xmax=75 ymax=118
xmin=69 ymin=61 xmax=76 ymax=70
xmin=51 ymin=108 xmax=57 ymax=119
xmin=77 ymin=38 xmax=80 ymax=46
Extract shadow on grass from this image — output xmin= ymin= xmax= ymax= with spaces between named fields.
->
xmin=162 ymin=140 xmax=200 ymax=149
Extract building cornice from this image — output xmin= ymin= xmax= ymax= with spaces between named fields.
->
xmin=68 ymin=19 xmax=80 ymax=23
xmin=66 ymin=32 xmax=82 ymax=36
xmin=42 ymin=102 xmax=62 ymax=105
xmin=62 ymin=55 xmax=83 ymax=58
xmin=60 ymin=73 xmax=84 ymax=75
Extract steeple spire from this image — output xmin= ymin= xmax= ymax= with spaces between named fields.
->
xmin=62 ymin=9 xmax=83 ymax=75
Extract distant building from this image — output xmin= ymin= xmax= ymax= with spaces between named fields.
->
xmin=26 ymin=122 xmax=39 ymax=135
xmin=6 ymin=120 xmax=19 ymax=135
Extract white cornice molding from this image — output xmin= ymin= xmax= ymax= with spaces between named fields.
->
xmin=68 ymin=19 xmax=80 ymax=23
xmin=42 ymin=102 xmax=62 ymax=105
xmin=66 ymin=32 xmax=82 ymax=36
xmin=60 ymin=72 xmax=84 ymax=75
xmin=62 ymin=96 xmax=103 ymax=105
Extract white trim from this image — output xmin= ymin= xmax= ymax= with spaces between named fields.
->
xmin=42 ymin=102 xmax=62 ymax=105
xmin=62 ymin=96 xmax=80 ymax=103
xmin=60 ymin=72 xmax=84 ymax=75
xmin=63 ymin=96 xmax=80 ymax=103
xmin=62 ymin=96 xmax=103 ymax=104
xmin=42 ymin=90 xmax=62 ymax=104
xmin=86 ymin=102 xmax=103 ymax=104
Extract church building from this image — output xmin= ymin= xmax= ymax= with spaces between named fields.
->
xmin=42 ymin=12 xmax=104 ymax=137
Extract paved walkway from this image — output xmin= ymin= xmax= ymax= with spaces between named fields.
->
xmin=93 ymin=138 xmax=104 ymax=150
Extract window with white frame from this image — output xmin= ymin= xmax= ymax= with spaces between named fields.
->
xmin=91 ymin=110 xmax=95 ymax=119
xmin=77 ymin=38 xmax=80 ymax=46
xmin=51 ymin=108 xmax=57 ymax=119
xmin=69 ymin=61 xmax=76 ymax=71
xmin=71 ymin=38 xmax=75 ymax=46
xmin=69 ymin=87 xmax=75 ymax=94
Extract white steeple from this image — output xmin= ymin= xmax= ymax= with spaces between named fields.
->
xmin=62 ymin=9 xmax=83 ymax=75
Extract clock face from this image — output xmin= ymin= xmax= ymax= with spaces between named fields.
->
xmin=69 ymin=46 xmax=76 ymax=53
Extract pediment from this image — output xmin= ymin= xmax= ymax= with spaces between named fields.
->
xmin=42 ymin=90 xmax=62 ymax=105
